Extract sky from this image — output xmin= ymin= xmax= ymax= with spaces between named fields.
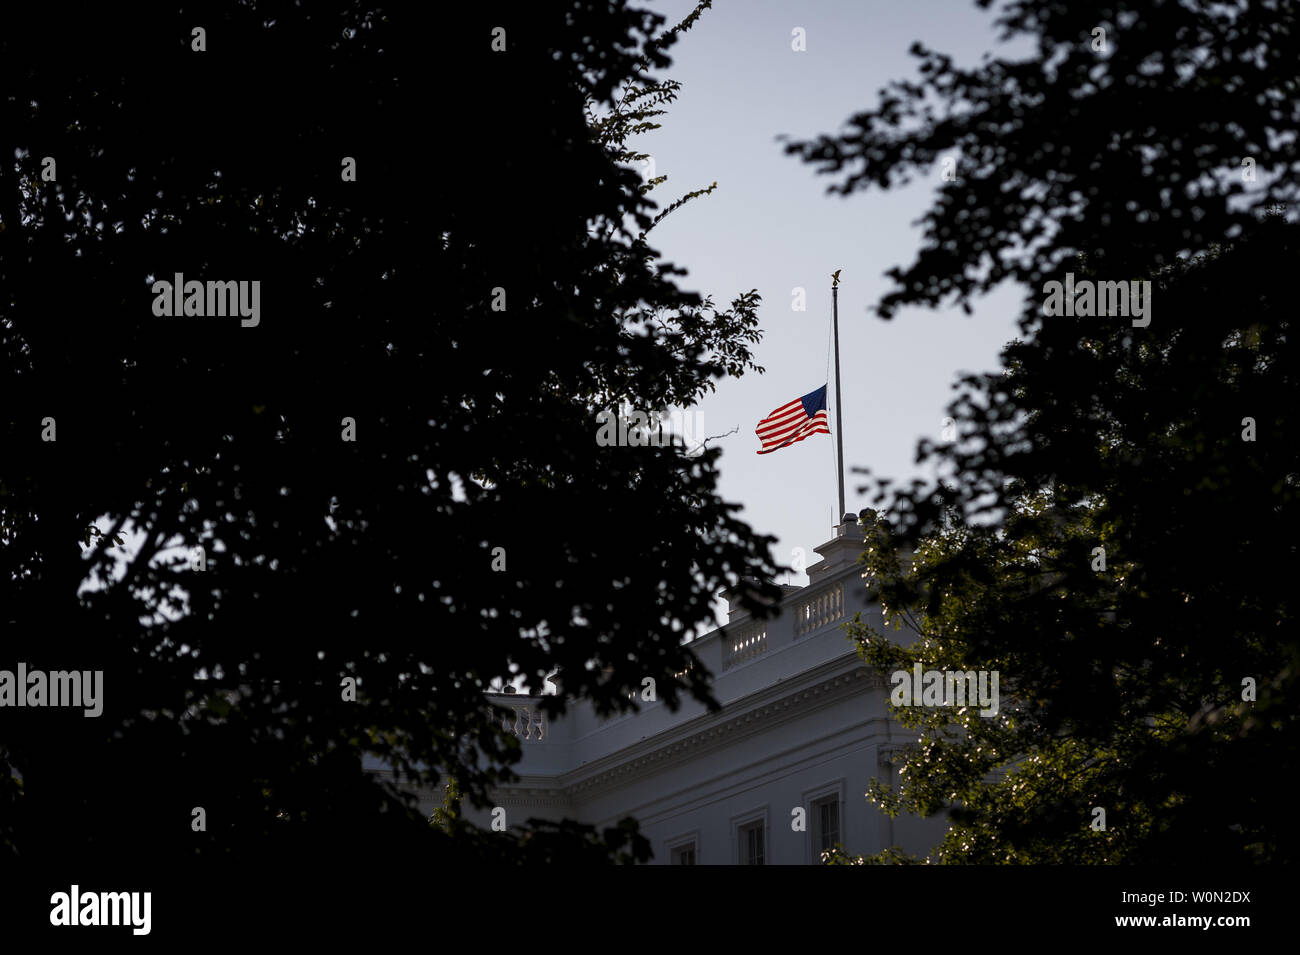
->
xmin=634 ymin=0 xmax=1030 ymax=590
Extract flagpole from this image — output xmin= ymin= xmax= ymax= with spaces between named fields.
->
xmin=832 ymin=275 xmax=846 ymax=522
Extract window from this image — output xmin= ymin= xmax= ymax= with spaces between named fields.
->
xmin=666 ymin=830 xmax=700 ymax=866
xmin=803 ymin=781 xmax=846 ymax=863
xmin=731 ymin=808 xmax=769 ymax=865
xmin=739 ymin=821 xmax=765 ymax=865
xmin=811 ymin=795 xmax=840 ymax=860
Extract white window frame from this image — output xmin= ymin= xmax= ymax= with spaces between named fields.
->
xmin=730 ymin=806 xmax=769 ymax=866
xmin=803 ymin=779 xmax=846 ymax=864
xmin=665 ymin=829 xmax=700 ymax=866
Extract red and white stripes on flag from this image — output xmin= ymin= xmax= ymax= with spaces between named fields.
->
xmin=755 ymin=384 xmax=830 ymax=454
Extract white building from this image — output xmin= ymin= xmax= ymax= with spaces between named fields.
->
xmin=418 ymin=516 xmax=947 ymax=864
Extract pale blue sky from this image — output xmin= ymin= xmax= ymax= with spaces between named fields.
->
xmin=638 ymin=0 xmax=1028 ymax=589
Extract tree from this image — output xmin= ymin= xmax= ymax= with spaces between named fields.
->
xmin=786 ymin=0 xmax=1299 ymax=863
xmin=0 ymin=0 xmax=780 ymax=868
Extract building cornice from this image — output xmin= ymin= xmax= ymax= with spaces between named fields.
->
xmin=557 ymin=656 xmax=890 ymax=798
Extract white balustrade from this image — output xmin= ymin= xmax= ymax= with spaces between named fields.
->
xmin=493 ymin=702 xmax=546 ymax=740
xmin=793 ymin=582 xmax=844 ymax=637
xmin=723 ymin=621 xmax=767 ymax=670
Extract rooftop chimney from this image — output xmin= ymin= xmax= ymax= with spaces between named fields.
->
xmin=719 ymin=575 xmax=784 ymax=623
xmin=806 ymin=511 xmax=871 ymax=582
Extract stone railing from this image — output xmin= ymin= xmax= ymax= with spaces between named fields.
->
xmin=793 ymin=582 xmax=845 ymax=637
xmin=490 ymin=702 xmax=547 ymax=740
xmin=723 ymin=620 xmax=768 ymax=670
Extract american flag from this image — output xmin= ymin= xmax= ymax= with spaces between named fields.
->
xmin=755 ymin=384 xmax=830 ymax=454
